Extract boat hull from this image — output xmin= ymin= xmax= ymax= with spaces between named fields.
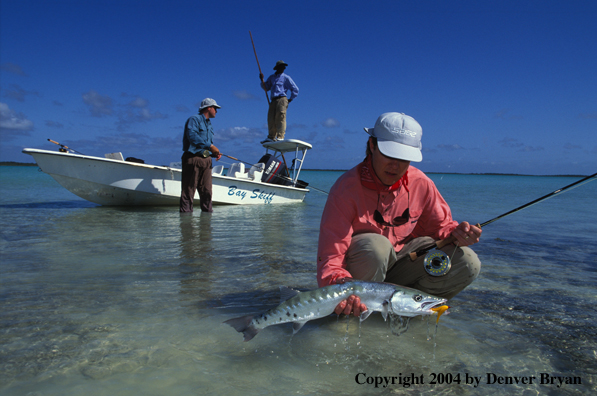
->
xmin=22 ymin=149 xmax=308 ymax=206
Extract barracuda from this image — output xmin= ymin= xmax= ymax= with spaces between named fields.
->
xmin=224 ymin=280 xmax=447 ymax=341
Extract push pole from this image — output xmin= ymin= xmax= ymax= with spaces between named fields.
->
xmin=250 ymin=31 xmax=270 ymax=105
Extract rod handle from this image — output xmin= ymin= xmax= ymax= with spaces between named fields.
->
xmin=224 ymin=154 xmax=240 ymax=161
xmin=408 ymin=223 xmax=482 ymax=261
xmin=408 ymin=235 xmax=456 ymax=261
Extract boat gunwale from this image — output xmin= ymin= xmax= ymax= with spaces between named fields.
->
xmin=22 ymin=148 xmax=310 ymax=193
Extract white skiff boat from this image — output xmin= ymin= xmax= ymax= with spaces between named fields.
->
xmin=22 ymin=139 xmax=312 ymax=206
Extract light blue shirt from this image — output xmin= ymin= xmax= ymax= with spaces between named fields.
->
xmin=261 ymin=72 xmax=299 ymax=100
xmin=182 ymin=113 xmax=213 ymax=154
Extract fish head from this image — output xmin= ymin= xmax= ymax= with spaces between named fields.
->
xmin=388 ymin=288 xmax=447 ymax=317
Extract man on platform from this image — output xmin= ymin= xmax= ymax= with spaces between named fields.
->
xmin=260 ymin=60 xmax=299 ymax=143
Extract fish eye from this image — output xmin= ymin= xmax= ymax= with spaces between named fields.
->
xmin=413 ymin=295 xmax=423 ymax=302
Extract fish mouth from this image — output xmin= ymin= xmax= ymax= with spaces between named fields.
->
xmin=430 ymin=305 xmax=450 ymax=324
xmin=421 ymin=299 xmax=447 ymax=311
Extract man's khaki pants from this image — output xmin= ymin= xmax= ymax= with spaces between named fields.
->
xmin=345 ymin=233 xmax=481 ymax=299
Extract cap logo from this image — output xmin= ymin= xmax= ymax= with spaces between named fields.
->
xmin=391 ymin=127 xmax=417 ymax=137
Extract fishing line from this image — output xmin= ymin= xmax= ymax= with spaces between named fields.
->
xmin=477 ymin=172 xmax=596 ymax=228
xmin=414 ymin=172 xmax=597 ymax=270
xmin=423 ymin=175 xmax=461 ymax=276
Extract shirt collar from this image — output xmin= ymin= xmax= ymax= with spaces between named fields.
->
xmin=360 ymin=156 xmax=409 ymax=192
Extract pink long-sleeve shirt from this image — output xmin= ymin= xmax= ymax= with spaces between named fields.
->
xmin=317 ymin=163 xmax=458 ymax=287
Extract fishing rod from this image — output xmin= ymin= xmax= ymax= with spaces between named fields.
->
xmin=220 ymin=153 xmax=329 ymax=195
xmin=411 ymin=172 xmax=597 ymax=264
xmin=249 ymin=31 xmax=270 ymax=105
xmin=47 ymin=139 xmax=85 ymax=155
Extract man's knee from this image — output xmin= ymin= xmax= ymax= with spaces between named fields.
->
xmin=420 ymin=246 xmax=481 ymax=299
xmin=345 ymin=234 xmax=396 ymax=282
xmin=444 ymin=246 xmax=481 ymax=282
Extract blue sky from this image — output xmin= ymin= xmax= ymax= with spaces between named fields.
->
xmin=1 ymin=0 xmax=596 ymax=175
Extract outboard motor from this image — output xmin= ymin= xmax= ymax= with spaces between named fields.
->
xmin=258 ymin=154 xmax=293 ymax=186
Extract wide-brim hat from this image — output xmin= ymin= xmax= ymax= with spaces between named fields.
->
xmin=274 ymin=60 xmax=288 ymax=70
xmin=364 ymin=112 xmax=423 ymax=162
xmin=199 ymin=98 xmax=221 ymax=111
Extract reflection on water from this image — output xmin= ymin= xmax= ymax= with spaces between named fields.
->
xmin=1 ymin=169 xmax=596 ymax=395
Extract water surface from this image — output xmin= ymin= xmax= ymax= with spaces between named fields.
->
xmin=1 ymin=167 xmax=595 ymax=395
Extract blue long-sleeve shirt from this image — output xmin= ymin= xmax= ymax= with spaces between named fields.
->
xmin=182 ymin=113 xmax=213 ymax=154
xmin=261 ymin=72 xmax=299 ymax=100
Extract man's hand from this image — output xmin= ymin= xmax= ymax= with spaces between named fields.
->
xmin=210 ymin=145 xmax=221 ymax=160
xmin=334 ymin=295 xmax=367 ymax=317
xmin=333 ymin=278 xmax=367 ymax=317
xmin=451 ymin=221 xmax=482 ymax=246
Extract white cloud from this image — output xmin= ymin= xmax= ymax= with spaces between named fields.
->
xmin=233 ymin=90 xmax=259 ymax=100
xmin=0 ymin=102 xmax=34 ymax=135
xmin=498 ymin=137 xmax=524 ymax=148
xmin=578 ymin=112 xmax=597 ymax=119
xmin=0 ymin=62 xmax=27 ymax=76
xmin=82 ymin=90 xmax=113 ymax=117
xmin=494 ymin=109 xmax=523 ymax=120
xmin=437 ymin=144 xmax=465 ymax=151
xmin=81 ymin=91 xmax=167 ymax=129
xmin=128 ymin=97 xmax=149 ymax=108
xmin=45 ymin=120 xmax=64 ymax=128
xmin=321 ymin=118 xmax=340 ymax=128
xmin=2 ymin=84 xmax=39 ymax=102
xmin=215 ymin=126 xmax=262 ymax=143
xmin=117 ymin=96 xmax=167 ymax=130
xmin=518 ymin=145 xmax=544 ymax=152
xmin=564 ymin=143 xmax=581 ymax=150
xmin=323 ymin=135 xmax=345 ymax=149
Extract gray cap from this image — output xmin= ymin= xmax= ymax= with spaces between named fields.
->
xmin=199 ymin=98 xmax=221 ymax=111
xmin=364 ymin=112 xmax=423 ymax=162
xmin=274 ymin=60 xmax=288 ymax=70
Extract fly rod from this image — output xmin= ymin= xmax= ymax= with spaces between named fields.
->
xmin=47 ymin=138 xmax=85 ymax=155
xmin=410 ymin=172 xmax=597 ymax=261
xmin=250 ymin=31 xmax=270 ymax=105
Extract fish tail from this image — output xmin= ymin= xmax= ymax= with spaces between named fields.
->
xmin=224 ymin=315 xmax=260 ymax=342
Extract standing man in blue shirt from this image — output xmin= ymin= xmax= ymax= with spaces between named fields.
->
xmin=260 ymin=60 xmax=299 ymax=143
xmin=180 ymin=98 xmax=222 ymax=213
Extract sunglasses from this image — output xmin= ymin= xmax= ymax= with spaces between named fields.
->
xmin=374 ymin=191 xmax=410 ymax=227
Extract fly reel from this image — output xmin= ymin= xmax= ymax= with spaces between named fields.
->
xmin=423 ymin=249 xmax=451 ymax=276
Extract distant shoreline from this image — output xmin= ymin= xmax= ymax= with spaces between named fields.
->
xmin=303 ymin=170 xmax=588 ymax=177
xmin=1 ymin=162 xmax=37 ymax=166
xmin=0 ymin=162 xmax=588 ymax=178
xmin=300 ymin=170 xmax=589 ymax=178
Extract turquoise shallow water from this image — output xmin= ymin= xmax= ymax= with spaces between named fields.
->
xmin=1 ymin=166 xmax=596 ymax=395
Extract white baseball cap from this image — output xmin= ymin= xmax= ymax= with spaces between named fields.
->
xmin=364 ymin=112 xmax=423 ymax=162
xmin=199 ymin=98 xmax=221 ymax=111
